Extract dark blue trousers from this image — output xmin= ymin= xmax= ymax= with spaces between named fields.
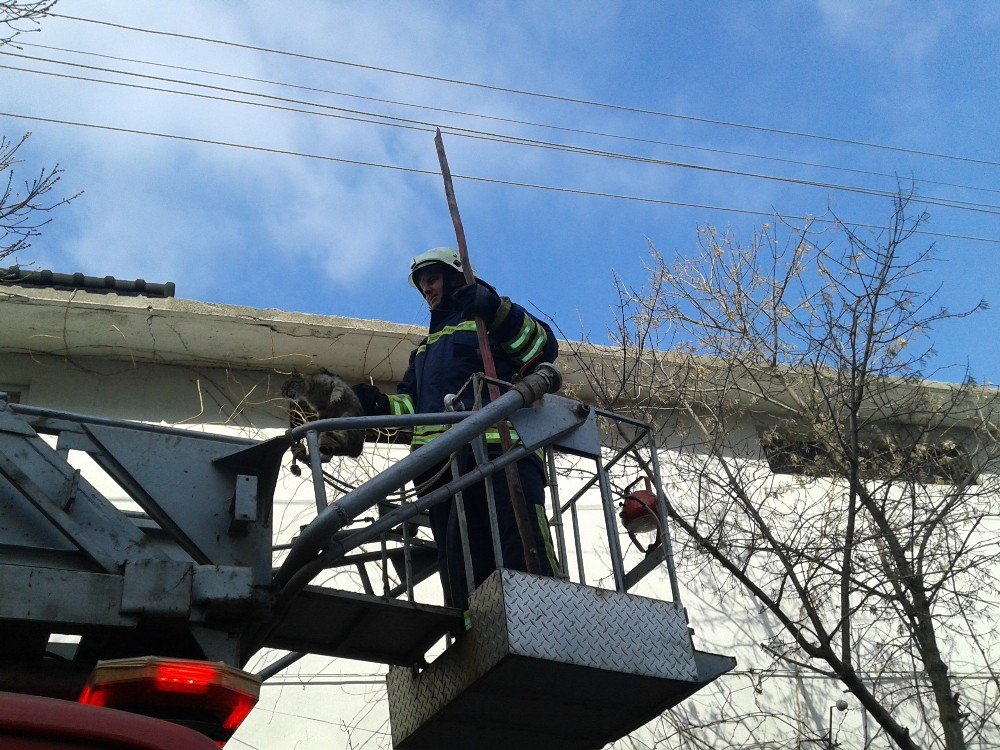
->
xmin=418 ymin=448 xmax=558 ymax=609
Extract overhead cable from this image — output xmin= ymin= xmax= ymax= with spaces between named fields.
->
xmin=4 ymin=56 xmax=998 ymax=218
xmin=49 ymin=12 xmax=1000 ymax=168
xmin=261 ymin=678 xmax=384 ymax=687
xmin=21 ymin=41 xmax=1000 ymax=198
xmin=2 ymin=110 xmax=997 ymax=246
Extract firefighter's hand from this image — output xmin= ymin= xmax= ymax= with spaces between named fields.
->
xmin=454 ymin=283 xmax=501 ymax=324
xmin=351 ymin=384 xmax=390 ymax=415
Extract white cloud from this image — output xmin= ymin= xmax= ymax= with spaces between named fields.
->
xmin=814 ymin=0 xmax=952 ymax=70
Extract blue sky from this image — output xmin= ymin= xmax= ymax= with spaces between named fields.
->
xmin=3 ymin=1 xmax=998 ymax=384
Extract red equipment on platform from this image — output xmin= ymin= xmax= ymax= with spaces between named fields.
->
xmin=619 ymin=477 xmax=663 ymax=554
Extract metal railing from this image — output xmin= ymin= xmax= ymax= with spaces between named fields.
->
xmin=1 ymin=384 xmax=683 ymax=681
xmin=270 ymin=368 xmax=681 ymax=611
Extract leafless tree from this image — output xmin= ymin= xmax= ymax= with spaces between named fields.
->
xmin=570 ymin=194 xmax=1000 ymax=750
xmin=1 ymin=133 xmax=78 ymax=263
xmin=1 ymin=0 xmax=78 ymax=264
xmin=1 ymin=0 xmax=55 ymax=45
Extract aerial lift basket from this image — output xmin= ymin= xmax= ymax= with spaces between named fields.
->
xmin=387 ymin=569 xmax=731 ymax=749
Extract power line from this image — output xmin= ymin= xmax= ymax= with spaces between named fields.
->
xmin=0 ymin=108 xmax=441 ymax=172
xmin=262 ymin=679 xmax=384 ymax=687
xmin=21 ymin=41 xmax=1000 ymax=199
xmin=3 ymin=109 xmax=997 ymax=246
xmin=50 ymin=12 xmax=1000 ymax=169
xmin=5 ymin=55 xmax=999 ymax=219
xmin=0 ymin=58 xmax=436 ymax=136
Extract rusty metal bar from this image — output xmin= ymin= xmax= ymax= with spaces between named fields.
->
xmin=434 ymin=128 xmax=541 ymax=574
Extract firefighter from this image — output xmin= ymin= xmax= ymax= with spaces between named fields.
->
xmin=352 ymin=247 xmax=559 ymax=609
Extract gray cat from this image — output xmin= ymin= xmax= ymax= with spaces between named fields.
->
xmin=282 ymin=369 xmax=365 ymax=467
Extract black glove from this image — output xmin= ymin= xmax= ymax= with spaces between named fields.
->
xmin=453 ymin=282 xmax=502 ymax=323
xmin=351 ymin=383 xmax=390 ymax=416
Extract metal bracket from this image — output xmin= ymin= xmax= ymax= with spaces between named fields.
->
xmin=230 ymin=474 xmax=259 ymax=535
xmin=623 ymin=543 xmax=667 ymax=591
xmin=508 ymin=394 xmax=600 ymax=458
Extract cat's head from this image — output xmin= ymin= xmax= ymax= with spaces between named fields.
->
xmin=281 ymin=371 xmax=306 ymax=399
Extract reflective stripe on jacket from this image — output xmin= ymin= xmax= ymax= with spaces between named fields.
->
xmin=395 ymin=279 xmax=558 ymax=448
xmin=411 ymin=423 xmax=523 ymax=447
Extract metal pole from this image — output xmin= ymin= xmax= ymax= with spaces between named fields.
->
xmin=647 ymin=431 xmax=681 ymax=606
xmin=357 ymin=564 xmax=374 ymax=596
xmin=380 ymin=533 xmax=389 ymax=597
xmin=569 ymin=479 xmax=586 ymax=585
xmin=471 ymin=375 xmax=504 ymax=571
xmin=545 ymin=447 xmax=569 ymax=581
xmin=402 ymin=518 xmax=414 ymax=603
xmin=305 ymin=430 xmax=326 ymax=513
xmin=434 ymin=128 xmax=542 ymax=574
xmin=11 ymin=402 xmax=256 ymax=446
xmin=471 ymin=435 xmax=505 ymax=570
xmin=596 ymin=454 xmax=626 ymax=592
xmin=257 ymin=651 xmax=305 ymax=681
xmin=450 ymin=457 xmax=477 ymax=600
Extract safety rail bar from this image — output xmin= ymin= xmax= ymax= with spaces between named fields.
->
xmin=5 ymin=399 xmax=257 ymax=445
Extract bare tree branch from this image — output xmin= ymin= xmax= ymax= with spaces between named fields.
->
xmin=0 ymin=1 xmax=79 ymax=264
xmin=1 ymin=0 xmax=56 ymax=46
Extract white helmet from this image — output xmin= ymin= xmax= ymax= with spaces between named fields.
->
xmin=408 ymin=247 xmax=474 ymax=288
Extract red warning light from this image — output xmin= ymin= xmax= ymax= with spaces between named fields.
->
xmin=153 ymin=662 xmax=217 ymax=695
xmin=79 ymin=657 xmax=260 ymax=745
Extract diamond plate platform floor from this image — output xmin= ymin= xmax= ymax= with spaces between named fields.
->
xmin=386 ymin=570 xmax=735 ymax=750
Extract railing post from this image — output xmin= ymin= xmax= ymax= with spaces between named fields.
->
xmin=305 ymin=430 xmax=326 ymax=513
xmin=545 ymin=447 xmax=570 ymax=582
xmin=471 ymin=435 xmax=505 ymax=572
xmin=647 ymin=431 xmax=681 ymax=606
xmin=596 ymin=454 xmax=626 ymax=592
xmin=402 ymin=519 xmax=414 ymax=603
xmin=450 ymin=457 xmax=477 ymax=603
